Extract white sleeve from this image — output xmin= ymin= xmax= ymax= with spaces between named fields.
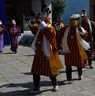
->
xmin=39 ymin=21 xmax=47 ymax=29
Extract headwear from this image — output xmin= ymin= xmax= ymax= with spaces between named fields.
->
xmin=41 ymin=7 xmax=51 ymax=20
xmin=81 ymin=9 xmax=87 ymax=17
xmin=11 ymin=19 xmax=16 ymax=25
xmin=0 ymin=20 xmax=2 ymax=25
xmin=70 ymin=14 xmax=80 ymax=27
xmin=70 ymin=14 xmax=80 ymax=20
xmin=81 ymin=9 xmax=87 ymax=12
xmin=34 ymin=6 xmax=51 ymax=22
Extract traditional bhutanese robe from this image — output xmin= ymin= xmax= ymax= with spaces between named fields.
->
xmin=30 ymin=23 xmax=39 ymax=36
xmin=91 ymin=21 xmax=95 ymax=49
xmin=31 ymin=23 xmax=63 ymax=76
xmin=81 ymin=16 xmax=92 ymax=42
xmin=62 ymin=26 xmax=88 ymax=67
xmin=81 ymin=16 xmax=93 ymax=57
xmin=10 ymin=26 xmax=20 ymax=52
xmin=55 ymin=22 xmax=64 ymax=50
xmin=0 ymin=25 xmax=5 ymax=52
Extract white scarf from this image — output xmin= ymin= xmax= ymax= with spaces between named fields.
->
xmin=31 ymin=28 xmax=50 ymax=58
xmin=62 ymin=26 xmax=90 ymax=53
xmin=42 ymin=35 xmax=50 ymax=58
xmin=62 ymin=27 xmax=70 ymax=53
xmin=31 ymin=21 xmax=52 ymax=58
xmin=31 ymin=28 xmax=41 ymax=51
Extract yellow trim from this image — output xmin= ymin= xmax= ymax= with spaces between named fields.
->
xmin=77 ymin=40 xmax=88 ymax=60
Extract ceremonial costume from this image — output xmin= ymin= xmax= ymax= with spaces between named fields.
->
xmin=55 ymin=16 xmax=64 ymax=53
xmin=9 ymin=20 xmax=20 ymax=53
xmin=31 ymin=8 xmax=63 ymax=92
xmin=81 ymin=9 xmax=93 ymax=68
xmin=0 ymin=20 xmax=5 ymax=52
xmin=61 ymin=14 xmax=89 ymax=81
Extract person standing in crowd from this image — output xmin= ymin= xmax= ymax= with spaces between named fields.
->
xmin=9 ymin=19 xmax=20 ymax=53
xmin=81 ymin=9 xmax=93 ymax=69
xmin=61 ymin=14 xmax=89 ymax=83
xmin=0 ymin=20 xmax=5 ymax=53
xmin=91 ymin=20 xmax=95 ymax=57
xmin=31 ymin=8 xmax=63 ymax=93
xmin=55 ymin=16 xmax=64 ymax=54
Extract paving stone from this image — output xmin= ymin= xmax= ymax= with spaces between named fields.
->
xmin=65 ymin=91 xmax=95 ymax=96
xmin=0 ymin=46 xmax=95 ymax=96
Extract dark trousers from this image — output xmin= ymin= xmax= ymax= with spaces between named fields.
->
xmin=33 ymin=74 xmax=57 ymax=88
xmin=66 ymin=65 xmax=82 ymax=81
xmin=86 ymin=50 xmax=92 ymax=66
xmin=88 ymin=58 xmax=92 ymax=66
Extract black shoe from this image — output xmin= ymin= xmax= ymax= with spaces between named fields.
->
xmin=34 ymin=86 xmax=40 ymax=91
xmin=0 ymin=51 xmax=2 ymax=53
xmin=29 ymin=86 xmax=40 ymax=94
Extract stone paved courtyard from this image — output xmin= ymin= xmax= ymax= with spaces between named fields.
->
xmin=0 ymin=46 xmax=95 ymax=96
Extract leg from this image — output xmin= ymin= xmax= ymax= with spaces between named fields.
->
xmin=66 ymin=65 xmax=72 ymax=81
xmin=86 ymin=50 xmax=93 ymax=69
xmin=50 ymin=76 xmax=58 ymax=91
xmin=33 ymin=74 xmax=40 ymax=91
xmin=77 ymin=67 xmax=82 ymax=80
xmin=88 ymin=58 xmax=93 ymax=69
xmin=50 ymin=76 xmax=58 ymax=87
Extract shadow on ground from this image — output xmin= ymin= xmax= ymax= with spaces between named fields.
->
xmin=0 ymin=80 xmax=65 ymax=96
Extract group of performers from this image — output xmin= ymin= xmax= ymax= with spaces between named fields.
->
xmin=30 ymin=8 xmax=95 ymax=93
xmin=0 ymin=19 xmax=20 ymax=53
xmin=0 ymin=7 xmax=95 ymax=93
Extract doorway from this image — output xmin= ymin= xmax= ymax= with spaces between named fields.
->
xmin=5 ymin=0 xmax=32 ymax=27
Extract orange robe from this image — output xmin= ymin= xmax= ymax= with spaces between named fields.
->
xmin=55 ymin=22 xmax=64 ymax=50
xmin=62 ymin=27 xmax=88 ymax=67
xmin=31 ymin=23 xmax=63 ymax=76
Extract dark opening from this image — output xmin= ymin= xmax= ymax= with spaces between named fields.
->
xmin=5 ymin=0 xmax=32 ymax=31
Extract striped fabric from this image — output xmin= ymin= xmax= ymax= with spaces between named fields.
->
xmin=31 ymin=26 xmax=59 ymax=76
xmin=64 ymin=27 xmax=87 ymax=67
xmin=30 ymin=26 xmax=39 ymax=36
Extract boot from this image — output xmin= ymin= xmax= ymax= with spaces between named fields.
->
xmin=50 ymin=77 xmax=58 ymax=91
xmin=66 ymin=65 xmax=72 ymax=81
xmin=33 ymin=74 xmax=40 ymax=92
xmin=77 ymin=67 xmax=83 ymax=80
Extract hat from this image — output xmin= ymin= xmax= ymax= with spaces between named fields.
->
xmin=81 ymin=9 xmax=87 ymax=12
xmin=41 ymin=12 xmax=48 ymax=20
xmin=41 ymin=7 xmax=51 ymax=20
xmin=11 ymin=19 xmax=16 ymax=25
xmin=70 ymin=14 xmax=80 ymax=19
xmin=0 ymin=20 xmax=2 ymax=25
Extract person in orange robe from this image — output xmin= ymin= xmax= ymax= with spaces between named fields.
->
xmin=81 ymin=9 xmax=93 ymax=69
xmin=31 ymin=8 xmax=63 ymax=93
xmin=61 ymin=14 xmax=89 ymax=83
xmin=55 ymin=16 xmax=64 ymax=54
